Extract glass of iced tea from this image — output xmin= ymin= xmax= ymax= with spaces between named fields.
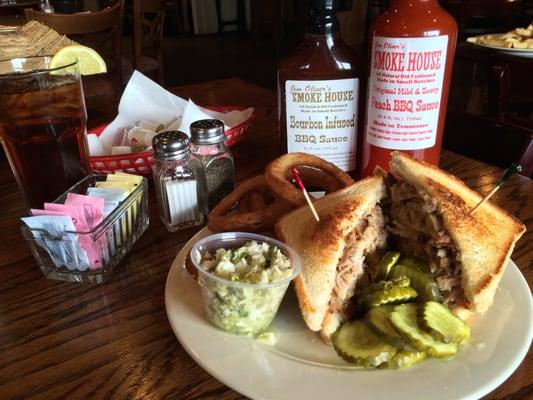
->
xmin=0 ymin=56 xmax=89 ymax=210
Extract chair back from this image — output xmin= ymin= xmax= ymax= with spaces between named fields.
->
xmin=488 ymin=53 xmax=533 ymax=124
xmin=443 ymin=111 xmax=533 ymax=177
xmin=440 ymin=0 xmax=522 ymax=37
xmin=371 ymin=0 xmax=390 ymax=14
xmin=133 ymin=0 xmax=166 ymax=83
xmin=337 ymin=0 xmax=368 ymax=47
xmin=24 ymin=1 xmax=123 ymax=75
xmin=140 ymin=0 xmax=167 ymax=14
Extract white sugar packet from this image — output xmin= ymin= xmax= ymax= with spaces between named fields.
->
xmin=21 ymin=215 xmax=90 ymax=271
xmin=87 ymin=187 xmax=127 ymax=217
xmin=86 ymin=70 xmax=254 ymax=156
xmin=86 ymin=133 xmax=109 ymax=156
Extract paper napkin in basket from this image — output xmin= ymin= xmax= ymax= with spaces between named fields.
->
xmin=87 ymin=71 xmax=254 ymax=156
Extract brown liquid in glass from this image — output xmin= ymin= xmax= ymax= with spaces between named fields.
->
xmin=0 ymin=76 xmax=89 ymax=209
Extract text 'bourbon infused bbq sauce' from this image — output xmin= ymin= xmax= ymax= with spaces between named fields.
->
xmin=278 ymin=0 xmax=359 ymax=172
xmin=360 ymin=0 xmax=458 ymax=177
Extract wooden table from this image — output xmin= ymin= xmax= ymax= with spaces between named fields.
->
xmin=0 ymin=79 xmax=531 ymax=400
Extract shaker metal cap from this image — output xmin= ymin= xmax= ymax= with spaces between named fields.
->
xmin=152 ymin=131 xmax=190 ymax=161
xmin=190 ymin=119 xmax=225 ymax=145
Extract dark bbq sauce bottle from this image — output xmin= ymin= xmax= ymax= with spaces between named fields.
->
xmin=277 ymin=0 xmax=360 ymax=173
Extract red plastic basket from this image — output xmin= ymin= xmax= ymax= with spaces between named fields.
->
xmin=88 ymin=105 xmax=255 ymax=176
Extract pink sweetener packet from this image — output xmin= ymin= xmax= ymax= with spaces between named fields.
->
xmin=65 ymin=193 xmax=105 ymax=229
xmin=31 ymin=209 xmax=68 ymax=217
xmin=65 ymin=194 xmax=106 ymax=271
xmin=42 ymin=202 xmax=103 ymax=270
xmin=43 ymin=203 xmax=90 ymax=232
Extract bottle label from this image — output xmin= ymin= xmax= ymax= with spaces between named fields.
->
xmin=365 ymin=35 xmax=448 ymax=150
xmin=285 ymin=78 xmax=359 ymax=171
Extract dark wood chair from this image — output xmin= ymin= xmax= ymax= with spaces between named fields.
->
xmin=524 ymin=0 xmax=533 ymax=15
xmin=443 ymin=111 xmax=533 ymax=177
xmin=488 ymin=53 xmax=533 ymax=124
xmin=440 ymin=0 xmax=523 ymax=39
xmin=337 ymin=0 xmax=369 ymax=48
xmin=250 ymin=0 xmax=308 ymax=51
xmin=132 ymin=0 xmax=166 ymax=84
xmin=24 ymin=1 xmax=124 ymax=107
xmin=371 ymin=0 xmax=389 ymax=14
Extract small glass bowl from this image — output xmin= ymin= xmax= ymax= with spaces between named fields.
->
xmin=21 ymin=174 xmax=149 ymax=283
xmin=190 ymin=232 xmax=301 ymax=336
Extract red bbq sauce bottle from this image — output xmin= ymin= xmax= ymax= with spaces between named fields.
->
xmin=278 ymin=0 xmax=359 ymax=173
xmin=359 ymin=0 xmax=458 ymax=177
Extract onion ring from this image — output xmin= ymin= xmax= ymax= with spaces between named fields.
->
xmin=265 ymin=152 xmax=354 ymax=206
xmin=297 ymin=166 xmax=348 ymax=193
xmin=208 ymin=175 xmax=292 ymax=233
xmin=236 ymin=189 xmax=268 ymax=214
xmin=246 ymin=190 xmax=268 ymax=211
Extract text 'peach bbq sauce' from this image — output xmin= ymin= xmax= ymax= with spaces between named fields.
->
xmin=360 ymin=0 xmax=458 ymax=177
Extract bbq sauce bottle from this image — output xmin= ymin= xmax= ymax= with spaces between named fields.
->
xmin=359 ymin=0 xmax=458 ymax=177
xmin=278 ymin=0 xmax=359 ymax=172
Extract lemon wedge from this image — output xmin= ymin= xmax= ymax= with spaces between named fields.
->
xmin=50 ymin=45 xmax=107 ymax=75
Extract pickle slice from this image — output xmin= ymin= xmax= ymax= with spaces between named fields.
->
xmin=390 ymin=264 xmax=442 ymax=302
xmin=333 ymin=320 xmax=397 ymax=367
xmin=363 ymin=279 xmax=392 ymax=294
xmin=420 ymin=301 xmax=470 ymax=344
xmin=390 ymin=304 xmax=457 ymax=358
xmin=364 ymin=285 xmax=418 ymax=309
xmin=399 ymin=256 xmax=431 ymax=273
xmin=384 ymin=350 xmax=427 ymax=369
xmin=374 ymin=251 xmax=401 ymax=282
xmin=362 ymin=276 xmax=410 ymax=297
xmin=365 ymin=306 xmax=411 ymax=349
xmin=392 ymin=275 xmax=410 ymax=288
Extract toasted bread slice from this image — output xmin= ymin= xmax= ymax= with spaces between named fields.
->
xmin=275 ymin=176 xmax=386 ymax=331
xmin=390 ymin=152 xmax=525 ymax=317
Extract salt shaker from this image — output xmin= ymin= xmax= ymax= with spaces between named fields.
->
xmin=190 ymin=119 xmax=235 ymax=210
xmin=152 ymin=131 xmax=207 ymax=232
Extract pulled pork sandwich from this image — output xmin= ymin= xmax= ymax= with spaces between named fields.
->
xmin=386 ymin=152 xmax=525 ymax=319
xmin=276 ymin=152 xmax=525 ymax=343
xmin=276 ymin=175 xmax=389 ymax=342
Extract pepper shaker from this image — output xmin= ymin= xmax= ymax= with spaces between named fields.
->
xmin=152 ymin=131 xmax=207 ymax=232
xmin=190 ymin=119 xmax=236 ymax=210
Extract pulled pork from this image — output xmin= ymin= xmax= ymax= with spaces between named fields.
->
xmin=387 ymin=179 xmax=468 ymax=308
xmin=328 ymin=205 xmax=387 ymax=319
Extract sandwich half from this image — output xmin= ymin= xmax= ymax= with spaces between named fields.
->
xmin=387 ymin=151 xmax=525 ymax=319
xmin=275 ymin=176 xmax=389 ymax=342
xmin=276 ymin=152 xmax=525 ymax=342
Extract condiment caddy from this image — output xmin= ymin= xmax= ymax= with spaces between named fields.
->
xmin=21 ymin=173 xmax=149 ymax=283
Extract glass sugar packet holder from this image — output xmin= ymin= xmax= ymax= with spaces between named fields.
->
xmin=21 ymin=174 xmax=149 ymax=283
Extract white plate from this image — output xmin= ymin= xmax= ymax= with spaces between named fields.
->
xmin=165 ymin=228 xmax=533 ymax=400
xmin=467 ymin=39 xmax=533 ymax=58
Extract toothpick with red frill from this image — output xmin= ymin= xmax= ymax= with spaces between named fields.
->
xmin=292 ymin=167 xmax=320 ymax=222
